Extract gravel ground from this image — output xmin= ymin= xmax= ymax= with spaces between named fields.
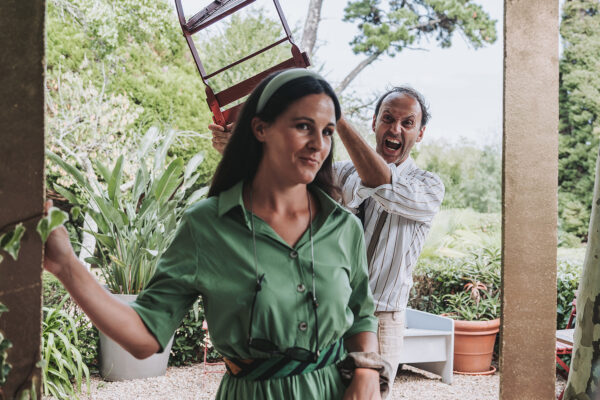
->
xmin=44 ymin=363 xmax=568 ymax=399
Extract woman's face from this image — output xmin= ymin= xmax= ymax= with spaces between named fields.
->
xmin=253 ymin=93 xmax=336 ymax=185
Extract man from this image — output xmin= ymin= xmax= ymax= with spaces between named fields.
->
xmin=209 ymin=86 xmax=444 ymax=383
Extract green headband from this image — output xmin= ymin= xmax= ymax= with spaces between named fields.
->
xmin=256 ymin=68 xmax=325 ymax=113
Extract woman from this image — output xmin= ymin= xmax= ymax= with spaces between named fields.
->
xmin=44 ymin=69 xmax=385 ymax=399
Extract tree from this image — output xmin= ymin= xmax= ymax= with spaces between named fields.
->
xmin=558 ymin=0 xmax=600 ymax=242
xmin=300 ymin=0 xmax=497 ymax=93
xmin=414 ymin=141 xmax=501 ymax=212
xmin=301 ymin=0 xmax=325 ymax=61
xmin=563 ymin=147 xmax=600 ymax=400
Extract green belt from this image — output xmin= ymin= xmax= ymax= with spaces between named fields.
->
xmin=223 ymin=339 xmax=345 ymax=381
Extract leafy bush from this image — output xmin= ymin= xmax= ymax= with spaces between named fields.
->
xmin=411 ymin=249 xmax=583 ymax=327
xmin=49 ymin=128 xmax=207 ymax=294
xmin=410 ymin=247 xmax=501 ymax=320
xmin=43 ymin=272 xmax=99 ymax=372
xmin=41 ymin=296 xmax=90 ymax=400
xmin=169 ymin=300 xmax=221 ymax=367
xmin=557 ymin=260 xmax=581 ymax=329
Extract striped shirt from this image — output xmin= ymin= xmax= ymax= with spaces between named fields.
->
xmin=334 ymin=157 xmax=445 ymax=312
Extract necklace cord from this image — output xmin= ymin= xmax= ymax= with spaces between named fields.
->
xmin=249 ymin=185 xmax=318 ymax=355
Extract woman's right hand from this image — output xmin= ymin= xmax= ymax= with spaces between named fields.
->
xmin=43 ymin=200 xmax=77 ymax=278
xmin=209 ymin=123 xmax=233 ymax=155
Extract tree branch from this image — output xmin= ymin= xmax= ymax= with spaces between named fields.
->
xmin=336 ymin=52 xmax=381 ymax=94
xmin=336 ymin=16 xmax=448 ymax=93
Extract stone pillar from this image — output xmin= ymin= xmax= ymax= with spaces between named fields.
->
xmin=0 ymin=1 xmax=45 ymax=398
xmin=501 ymin=1 xmax=559 ymax=399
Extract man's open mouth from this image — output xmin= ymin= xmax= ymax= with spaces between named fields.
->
xmin=384 ymin=138 xmax=402 ymax=151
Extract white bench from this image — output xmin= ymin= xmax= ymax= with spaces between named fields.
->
xmin=397 ymin=308 xmax=454 ymax=384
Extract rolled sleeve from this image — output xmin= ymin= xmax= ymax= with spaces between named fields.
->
xmin=342 ymin=159 xmax=444 ymax=223
xmin=130 ymin=213 xmax=201 ymax=351
xmin=343 ymin=220 xmax=378 ymax=339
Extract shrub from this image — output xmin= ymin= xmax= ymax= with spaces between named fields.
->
xmin=557 ymin=260 xmax=581 ymax=329
xmin=410 ymin=247 xmax=501 ymax=319
xmin=169 ymin=300 xmax=221 ymax=367
xmin=49 ymin=128 xmax=207 ymax=295
xmin=43 ymin=272 xmax=99 ymax=372
xmin=41 ymin=296 xmax=90 ymax=400
xmin=411 ymin=251 xmax=583 ymax=329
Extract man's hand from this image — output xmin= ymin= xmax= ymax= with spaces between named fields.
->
xmin=209 ymin=123 xmax=233 ymax=155
xmin=342 ymin=368 xmax=382 ymax=400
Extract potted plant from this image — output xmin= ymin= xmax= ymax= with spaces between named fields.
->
xmin=48 ymin=128 xmax=206 ymax=381
xmin=440 ymin=248 xmax=501 ymax=375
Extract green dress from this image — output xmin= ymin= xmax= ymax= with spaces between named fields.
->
xmin=131 ymin=181 xmax=377 ymax=399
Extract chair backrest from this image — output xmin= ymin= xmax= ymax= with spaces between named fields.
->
xmin=174 ymin=0 xmax=310 ymax=126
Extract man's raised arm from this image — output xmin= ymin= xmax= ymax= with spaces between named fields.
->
xmin=336 ymin=117 xmax=391 ymax=188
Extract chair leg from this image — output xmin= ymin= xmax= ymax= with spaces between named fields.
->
xmin=556 ymin=355 xmax=570 ymax=379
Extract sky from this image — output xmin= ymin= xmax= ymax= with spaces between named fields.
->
xmin=181 ymin=0 xmax=504 ymax=147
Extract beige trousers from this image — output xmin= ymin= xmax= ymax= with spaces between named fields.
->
xmin=375 ymin=310 xmax=406 ymax=392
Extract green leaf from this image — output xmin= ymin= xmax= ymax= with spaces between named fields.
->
xmin=94 ymin=160 xmax=112 ymax=183
xmin=46 ymin=151 xmax=88 ymax=189
xmin=0 ymin=223 xmax=26 ymax=260
xmin=184 ymin=152 xmax=204 ymax=182
xmin=71 ymin=206 xmax=81 ymax=220
xmin=0 ymin=303 xmax=8 ymax=315
xmin=133 ymin=163 xmax=150 ymax=203
xmin=53 ymin=184 xmax=78 ymax=204
xmin=187 ymin=187 xmax=209 ymax=205
xmin=152 ymin=158 xmax=184 ymax=203
xmin=37 ymin=208 xmax=68 ymax=243
xmin=107 ymin=155 xmax=124 ymax=206
xmin=83 ymin=257 xmax=103 ymax=265
xmin=138 ymin=126 xmax=160 ymax=160
xmin=91 ymin=232 xmax=116 ymax=249
xmin=153 ymin=129 xmax=176 ymax=172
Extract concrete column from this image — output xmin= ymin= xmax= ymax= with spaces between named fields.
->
xmin=501 ymin=1 xmax=559 ymax=399
xmin=0 ymin=1 xmax=45 ymax=398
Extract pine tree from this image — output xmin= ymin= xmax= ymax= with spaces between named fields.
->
xmin=558 ymin=0 xmax=600 ymax=242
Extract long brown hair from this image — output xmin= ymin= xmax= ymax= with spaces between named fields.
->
xmin=208 ymin=71 xmax=342 ymax=199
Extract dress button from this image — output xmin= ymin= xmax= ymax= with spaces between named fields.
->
xmin=297 ymin=284 xmax=306 ymax=293
xmin=298 ymin=322 xmax=308 ymax=331
xmin=290 ymin=250 xmax=298 ymax=259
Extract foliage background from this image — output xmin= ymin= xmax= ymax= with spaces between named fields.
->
xmin=41 ymin=0 xmax=593 ymax=377
xmin=558 ymin=0 xmax=600 ymax=243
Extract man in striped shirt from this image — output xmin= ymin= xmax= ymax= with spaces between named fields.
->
xmin=209 ymin=85 xmax=444 ymax=383
xmin=334 ymin=86 xmax=445 ymax=382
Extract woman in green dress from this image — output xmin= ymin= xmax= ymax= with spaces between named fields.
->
xmin=44 ymin=69 xmax=384 ymax=399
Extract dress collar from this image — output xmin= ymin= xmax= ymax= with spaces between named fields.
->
xmin=216 ymin=180 xmax=343 ymax=228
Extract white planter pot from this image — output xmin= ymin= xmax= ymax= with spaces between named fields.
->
xmin=99 ymin=293 xmax=174 ymax=381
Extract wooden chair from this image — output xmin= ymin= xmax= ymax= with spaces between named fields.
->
xmin=556 ymin=296 xmax=577 ymax=400
xmin=173 ymin=0 xmax=310 ymax=126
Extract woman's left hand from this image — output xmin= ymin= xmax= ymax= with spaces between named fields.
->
xmin=342 ymin=368 xmax=382 ymax=400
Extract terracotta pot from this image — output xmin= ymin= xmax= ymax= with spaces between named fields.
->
xmin=453 ymin=318 xmax=500 ymax=373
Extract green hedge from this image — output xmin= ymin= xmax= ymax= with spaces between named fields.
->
xmin=410 ymin=255 xmax=582 ymax=329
